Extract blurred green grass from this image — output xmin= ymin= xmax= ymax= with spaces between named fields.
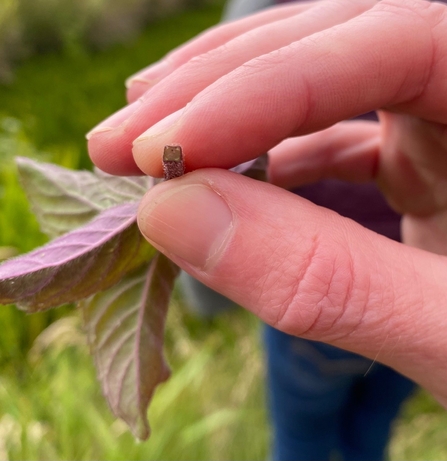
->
xmin=0 ymin=2 xmax=446 ymax=459
xmin=0 ymin=306 xmax=269 ymax=460
xmin=0 ymin=0 xmax=204 ymax=82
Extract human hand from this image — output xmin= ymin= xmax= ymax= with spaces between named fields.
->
xmin=87 ymin=0 xmax=447 ymax=406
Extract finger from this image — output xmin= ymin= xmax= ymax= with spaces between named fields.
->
xmin=126 ymin=2 xmax=315 ymax=103
xmin=130 ymin=0 xmax=446 ymax=177
xmin=88 ymin=0 xmax=377 ymax=175
xmin=268 ymin=120 xmax=380 ymax=189
xmin=137 ymin=168 xmax=447 ymax=403
xmin=377 ymin=111 xmax=447 ymax=216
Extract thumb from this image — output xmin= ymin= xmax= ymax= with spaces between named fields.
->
xmin=137 ymin=169 xmax=447 ymax=403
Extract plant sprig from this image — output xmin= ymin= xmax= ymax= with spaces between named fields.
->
xmin=0 ymin=149 xmax=268 ymax=440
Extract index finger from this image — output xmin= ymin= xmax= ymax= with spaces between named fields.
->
xmin=126 ymin=1 xmax=315 ymax=102
xmin=132 ymin=0 xmax=445 ymax=176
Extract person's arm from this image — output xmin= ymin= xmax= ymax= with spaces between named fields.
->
xmin=87 ymin=0 xmax=447 ymax=407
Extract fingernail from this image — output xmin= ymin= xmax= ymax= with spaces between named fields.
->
xmin=86 ymin=100 xmax=141 ymax=140
xmin=125 ymin=60 xmax=173 ymax=89
xmin=138 ymin=183 xmax=233 ymax=269
xmin=133 ymin=107 xmax=184 ymax=144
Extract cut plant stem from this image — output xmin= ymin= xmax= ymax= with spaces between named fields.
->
xmin=163 ymin=145 xmax=185 ymax=180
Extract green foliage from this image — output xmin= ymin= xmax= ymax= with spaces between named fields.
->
xmin=0 ymin=0 xmax=212 ymax=81
xmin=0 ymin=0 xmax=21 ymax=82
xmin=0 ymin=4 xmax=224 ymax=170
xmin=390 ymin=390 xmax=447 ymax=460
xmin=0 ymin=118 xmax=74 ymax=363
xmin=0 ymin=118 xmax=46 ymax=253
xmin=0 ymin=307 xmax=269 ymax=460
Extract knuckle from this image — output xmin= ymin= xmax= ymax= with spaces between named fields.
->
xmin=271 ymin=234 xmax=376 ymax=341
xmin=187 ymin=41 xmax=234 ymax=68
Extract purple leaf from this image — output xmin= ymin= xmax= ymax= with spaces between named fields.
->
xmin=82 ymin=254 xmax=180 ymax=440
xmin=94 ymin=168 xmax=153 ymax=203
xmin=16 ymin=157 xmax=152 ymax=237
xmin=0 ymin=202 xmax=155 ymax=311
xmin=5 ymin=152 xmax=270 ymax=441
xmin=16 ymin=157 xmax=108 ymax=237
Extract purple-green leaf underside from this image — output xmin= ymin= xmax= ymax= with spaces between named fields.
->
xmin=3 ymin=153 xmax=270 ymax=440
xmin=82 ymin=254 xmax=180 ymax=440
xmin=94 ymin=168 xmax=151 ymax=202
xmin=16 ymin=156 xmax=152 ymax=237
xmin=0 ymin=202 xmax=155 ymax=311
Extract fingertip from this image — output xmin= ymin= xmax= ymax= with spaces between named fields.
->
xmin=132 ymin=108 xmax=186 ymax=177
xmin=86 ymin=100 xmax=141 ymax=141
xmin=88 ymin=132 xmax=144 ymax=176
xmin=132 ymin=137 xmax=165 ymax=177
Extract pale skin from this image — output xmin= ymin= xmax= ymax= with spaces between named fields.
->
xmin=87 ymin=0 xmax=447 ymax=407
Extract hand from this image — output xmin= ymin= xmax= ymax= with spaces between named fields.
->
xmin=87 ymin=0 xmax=447 ymax=407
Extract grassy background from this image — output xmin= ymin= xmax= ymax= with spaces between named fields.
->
xmin=0 ymin=2 xmax=447 ymax=459
xmin=0 ymin=0 xmax=204 ymax=82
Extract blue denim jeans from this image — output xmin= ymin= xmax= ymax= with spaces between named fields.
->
xmin=264 ymin=325 xmax=415 ymax=461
